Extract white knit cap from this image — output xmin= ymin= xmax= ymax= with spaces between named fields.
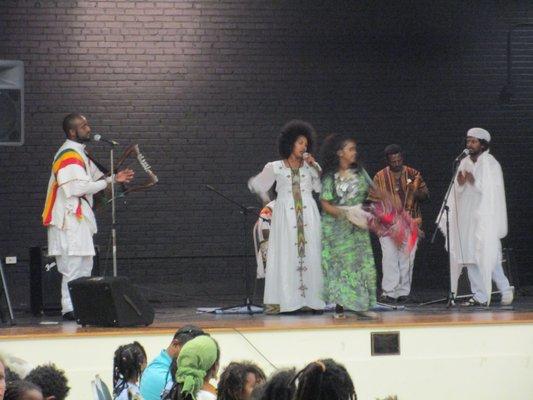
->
xmin=467 ymin=127 xmax=491 ymax=142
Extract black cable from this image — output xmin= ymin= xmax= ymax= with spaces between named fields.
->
xmin=232 ymin=328 xmax=278 ymax=370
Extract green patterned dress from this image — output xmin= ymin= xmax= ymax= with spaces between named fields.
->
xmin=320 ymin=168 xmax=377 ymax=311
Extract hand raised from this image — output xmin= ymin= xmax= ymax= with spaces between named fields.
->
xmin=116 ymin=168 xmax=134 ymax=183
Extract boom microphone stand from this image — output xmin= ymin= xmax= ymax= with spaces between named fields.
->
xmin=205 ymin=184 xmax=263 ymax=314
xmin=420 ymin=149 xmax=469 ymax=307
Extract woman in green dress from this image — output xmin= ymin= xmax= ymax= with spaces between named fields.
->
xmin=319 ymin=133 xmax=377 ymax=319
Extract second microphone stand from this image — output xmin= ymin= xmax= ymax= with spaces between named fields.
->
xmin=206 ymin=184 xmax=263 ymax=314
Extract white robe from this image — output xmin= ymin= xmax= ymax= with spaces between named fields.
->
xmin=45 ymin=140 xmax=106 ymax=256
xmin=249 ymin=161 xmax=325 ymax=312
xmin=43 ymin=139 xmax=108 ymax=313
xmin=439 ymin=150 xmax=508 ymax=304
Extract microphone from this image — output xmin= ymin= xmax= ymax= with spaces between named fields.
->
xmin=93 ymin=134 xmax=119 ymax=146
xmin=454 ymin=148 xmax=470 ymax=161
xmin=303 ymin=152 xmax=322 ymax=172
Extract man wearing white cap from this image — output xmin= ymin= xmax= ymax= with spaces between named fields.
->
xmin=440 ymin=127 xmax=513 ymax=306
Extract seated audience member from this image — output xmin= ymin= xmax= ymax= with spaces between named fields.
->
xmin=294 ymin=359 xmax=356 ymax=400
xmin=167 ymin=335 xmax=220 ymax=400
xmin=0 ymin=358 xmax=5 ymax=400
xmin=4 ymin=381 xmax=43 ymax=400
xmin=217 ymin=362 xmax=266 ymax=400
xmin=251 ymin=369 xmax=296 ymax=400
xmin=25 ymin=364 xmax=70 ymax=400
xmin=113 ymin=341 xmax=147 ymax=400
xmin=4 ymin=368 xmax=20 ymax=385
xmin=141 ymin=325 xmax=205 ymax=400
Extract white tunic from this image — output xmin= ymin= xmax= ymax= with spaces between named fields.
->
xmin=45 ymin=140 xmax=107 ymax=256
xmin=440 ymin=151 xmax=507 ymax=304
xmin=249 ymin=160 xmax=325 ymax=312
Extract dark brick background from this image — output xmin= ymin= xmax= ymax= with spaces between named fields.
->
xmin=1 ymin=1 xmax=532 ymax=309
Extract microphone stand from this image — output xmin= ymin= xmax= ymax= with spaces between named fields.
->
xmin=205 ymin=184 xmax=264 ymax=315
xmin=110 ymin=145 xmax=118 ymax=277
xmin=420 ymin=154 xmax=465 ymax=307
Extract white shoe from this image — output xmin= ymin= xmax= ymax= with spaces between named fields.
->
xmin=501 ymin=288 xmax=514 ymax=306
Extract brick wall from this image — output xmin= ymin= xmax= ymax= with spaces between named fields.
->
xmin=1 ymin=1 xmax=532 ymax=309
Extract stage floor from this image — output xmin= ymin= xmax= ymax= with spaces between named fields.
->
xmin=2 ymin=295 xmax=533 ymax=339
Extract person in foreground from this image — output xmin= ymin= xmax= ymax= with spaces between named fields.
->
xmin=440 ymin=127 xmax=513 ymax=306
xmin=25 ymin=363 xmax=70 ymax=400
xmin=167 ymin=335 xmax=220 ymax=400
xmin=41 ymin=113 xmax=134 ymax=320
xmin=113 ymin=341 xmax=147 ymax=400
xmin=294 ymin=359 xmax=356 ymax=400
xmin=141 ymin=325 xmax=205 ymax=400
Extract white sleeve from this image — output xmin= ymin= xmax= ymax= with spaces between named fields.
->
xmin=248 ymin=162 xmax=276 ymax=201
xmin=61 ymin=179 xmax=108 ymax=198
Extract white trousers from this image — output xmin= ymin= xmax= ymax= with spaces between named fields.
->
xmin=380 ymin=236 xmax=417 ymax=299
xmin=55 ymin=255 xmax=93 ymax=314
xmin=466 ymin=262 xmax=511 ymax=304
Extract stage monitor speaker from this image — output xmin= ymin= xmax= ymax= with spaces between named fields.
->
xmin=29 ymin=246 xmax=100 ymax=316
xmin=0 ymin=60 xmax=24 ymax=146
xmin=68 ymin=276 xmax=154 ymax=327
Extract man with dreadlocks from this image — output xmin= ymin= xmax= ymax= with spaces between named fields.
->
xmin=113 ymin=342 xmax=147 ymax=400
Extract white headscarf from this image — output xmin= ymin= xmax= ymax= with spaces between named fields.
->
xmin=466 ymin=127 xmax=491 ymax=142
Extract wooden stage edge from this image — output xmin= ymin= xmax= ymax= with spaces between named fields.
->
xmin=2 ymin=308 xmax=533 ymax=340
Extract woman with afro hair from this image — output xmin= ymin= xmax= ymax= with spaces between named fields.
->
xmin=248 ymin=120 xmax=325 ymax=314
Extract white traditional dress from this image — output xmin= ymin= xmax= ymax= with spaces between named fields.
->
xmin=42 ymin=139 xmax=108 ymax=313
xmin=249 ymin=160 xmax=325 ymax=313
xmin=440 ymin=150 xmax=511 ymax=304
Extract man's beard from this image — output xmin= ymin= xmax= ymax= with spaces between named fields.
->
xmin=75 ymin=131 xmax=91 ymax=143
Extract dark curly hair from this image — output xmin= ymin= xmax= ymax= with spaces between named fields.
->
xmin=278 ymin=120 xmax=316 ymax=159
xmin=294 ymin=359 xmax=356 ymax=400
xmin=217 ymin=361 xmax=266 ymax=400
xmin=25 ymin=363 xmax=70 ymax=400
xmin=319 ymin=133 xmax=359 ymax=176
xmin=5 ymin=380 xmax=42 ymax=400
xmin=113 ymin=341 xmax=147 ymax=396
xmin=252 ymin=368 xmax=296 ymax=400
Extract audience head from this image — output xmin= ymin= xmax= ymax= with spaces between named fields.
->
xmin=294 ymin=359 xmax=356 ymax=400
xmin=113 ymin=341 xmax=147 ymax=395
xmin=252 ymin=369 xmax=296 ymax=400
xmin=0 ymin=358 xmax=5 ymax=400
xmin=217 ymin=361 xmax=266 ymax=400
xmin=4 ymin=381 xmax=43 ymax=400
xmin=174 ymin=335 xmax=220 ymax=400
xmin=168 ymin=325 xmax=206 ymax=359
xmin=4 ymin=367 xmax=20 ymax=385
xmin=25 ymin=364 xmax=69 ymax=400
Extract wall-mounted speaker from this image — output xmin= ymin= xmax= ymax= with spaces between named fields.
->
xmin=0 ymin=60 xmax=24 ymax=146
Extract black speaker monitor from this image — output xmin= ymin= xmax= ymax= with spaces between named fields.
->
xmin=68 ymin=276 xmax=154 ymax=327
